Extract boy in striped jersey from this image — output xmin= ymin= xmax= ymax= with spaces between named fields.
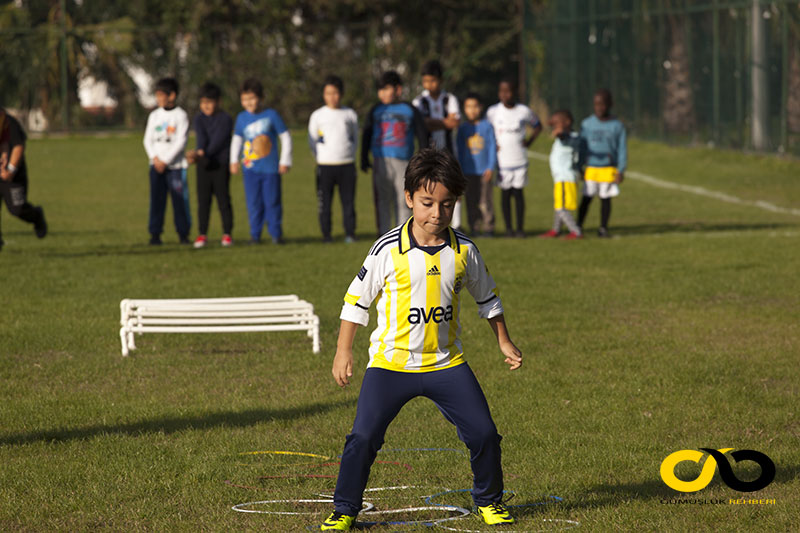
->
xmin=320 ymin=148 xmax=523 ymax=531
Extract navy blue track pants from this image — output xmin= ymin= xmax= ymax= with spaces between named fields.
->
xmin=333 ymin=364 xmax=504 ymax=515
xmin=148 ymin=166 xmax=191 ymax=238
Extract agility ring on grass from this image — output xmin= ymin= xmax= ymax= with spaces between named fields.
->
xmin=425 ymin=489 xmax=578 ymax=532
xmin=425 ymin=488 xmax=564 ymax=510
xmin=316 ymin=485 xmax=425 ymax=499
xmin=231 ymin=499 xmax=374 ymax=515
xmin=377 ymin=447 xmax=468 ymax=456
xmin=356 ymin=505 xmax=472 ymax=527
xmin=252 ymin=460 xmax=411 ymax=479
xmin=436 ymin=518 xmax=581 ymax=532
xmin=235 ymin=450 xmax=331 ymax=467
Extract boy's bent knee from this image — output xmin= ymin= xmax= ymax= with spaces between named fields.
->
xmin=345 ymin=429 xmax=385 ymax=451
xmin=464 ymin=427 xmax=502 ymax=451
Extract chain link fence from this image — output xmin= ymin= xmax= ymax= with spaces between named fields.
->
xmin=0 ymin=3 xmax=522 ymax=134
xmin=527 ymin=0 xmax=800 ymax=154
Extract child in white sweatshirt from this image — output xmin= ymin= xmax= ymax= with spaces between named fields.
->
xmin=308 ymin=75 xmax=359 ymax=243
xmin=143 ymin=77 xmax=191 ymax=245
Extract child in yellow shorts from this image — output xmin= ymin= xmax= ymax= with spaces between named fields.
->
xmin=577 ymin=89 xmax=627 ymax=238
xmin=539 ymin=110 xmax=583 ymax=240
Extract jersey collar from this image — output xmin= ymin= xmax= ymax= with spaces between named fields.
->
xmin=399 ymin=217 xmax=459 ymax=254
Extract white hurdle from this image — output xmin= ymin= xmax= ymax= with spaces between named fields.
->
xmin=119 ymin=295 xmax=320 ymax=356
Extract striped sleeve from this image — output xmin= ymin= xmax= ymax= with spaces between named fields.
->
xmin=465 ymin=244 xmax=504 ymax=319
xmin=339 ymin=252 xmax=386 ymax=326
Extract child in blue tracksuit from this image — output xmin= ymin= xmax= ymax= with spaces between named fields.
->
xmin=456 ymin=92 xmax=497 ymax=236
xmin=361 ymin=70 xmax=428 ymax=235
xmin=229 ymin=78 xmax=292 ymax=244
xmin=577 ymin=88 xmax=627 ymax=238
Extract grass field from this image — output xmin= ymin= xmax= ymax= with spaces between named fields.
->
xmin=1 ymin=131 xmax=799 ymax=532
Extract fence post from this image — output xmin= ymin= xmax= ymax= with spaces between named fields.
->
xmin=519 ymin=0 xmax=527 ymax=103
xmin=570 ymin=0 xmax=578 ymax=114
xmin=751 ymin=0 xmax=769 ymax=150
xmin=780 ymin=2 xmax=788 ymax=151
xmin=712 ymin=0 xmax=720 ymax=143
xmin=60 ymin=0 xmax=69 ymax=131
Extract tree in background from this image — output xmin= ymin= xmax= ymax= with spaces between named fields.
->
xmin=661 ymin=0 xmax=695 ymax=135
xmin=0 ymin=0 xmax=534 ymax=129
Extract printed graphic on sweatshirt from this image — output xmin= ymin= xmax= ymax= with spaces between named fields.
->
xmin=467 ymin=133 xmax=485 ymax=155
xmin=375 ymin=112 xmax=410 ymax=148
xmin=242 ymin=118 xmax=274 ymax=168
xmin=153 ymin=122 xmax=178 ymax=144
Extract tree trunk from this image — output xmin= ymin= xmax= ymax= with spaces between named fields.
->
xmin=662 ymin=11 xmax=695 ymax=134
xmin=788 ymin=36 xmax=800 ymax=133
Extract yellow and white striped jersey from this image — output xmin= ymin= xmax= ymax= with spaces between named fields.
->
xmin=340 ymin=218 xmax=504 ymax=373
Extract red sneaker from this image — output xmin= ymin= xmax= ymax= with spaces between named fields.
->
xmin=193 ymin=235 xmax=207 ymax=248
xmin=538 ymin=230 xmax=559 ymax=239
xmin=563 ymin=232 xmax=583 ymax=240
xmin=221 ymin=234 xmax=233 ymax=247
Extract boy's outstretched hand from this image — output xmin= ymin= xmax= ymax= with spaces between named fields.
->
xmin=332 ymin=349 xmax=354 ymax=387
xmin=500 ymin=340 xmax=523 ymax=370
xmin=487 ymin=314 xmax=522 ymax=371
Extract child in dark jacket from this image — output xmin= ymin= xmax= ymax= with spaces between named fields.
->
xmin=188 ymin=82 xmax=234 ymax=248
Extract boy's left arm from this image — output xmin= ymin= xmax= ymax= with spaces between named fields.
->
xmin=412 ymin=106 xmax=429 ymax=150
xmin=524 ymin=110 xmax=542 ymax=147
xmin=488 ymin=314 xmax=522 ymax=370
xmin=465 ymin=246 xmax=521 ymax=369
xmin=1 ymin=147 xmax=23 ymax=181
xmin=272 ymin=111 xmax=292 ymax=174
xmin=615 ymin=124 xmax=627 ymax=184
xmin=1 ymin=119 xmax=25 ymax=180
xmin=524 ymin=122 xmax=542 ymax=148
xmin=485 ymin=126 xmax=498 ymax=181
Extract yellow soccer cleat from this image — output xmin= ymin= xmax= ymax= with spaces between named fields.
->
xmin=476 ymin=502 xmax=515 ymax=525
xmin=320 ymin=511 xmax=356 ymax=531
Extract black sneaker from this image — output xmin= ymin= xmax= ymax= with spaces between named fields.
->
xmin=514 ymin=230 xmax=526 ymax=238
xmin=149 ymin=234 xmax=162 ymax=245
xmin=178 ymin=235 xmax=191 ymax=245
xmin=272 ymin=237 xmax=285 ymax=245
xmin=597 ymin=227 xmax=611 ymax=238
xmin=34 ymin=207 xmax=47 ymax=238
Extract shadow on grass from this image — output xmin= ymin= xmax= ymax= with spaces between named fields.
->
xmin=36 ymin=243 xmax=195 ymax=258
xmin=0 ymin=397 xmax=356 ymax=447
xmin=610 ymin=221 xmax=797 ymax=237
xmin=29 ymin=231 xmax=386 ymax=258
xmin=511 ymin=463 xmax=800 ymax=515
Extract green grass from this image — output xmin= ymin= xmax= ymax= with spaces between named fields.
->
xmin=1 ymin=131 xmax=799 ymax=532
